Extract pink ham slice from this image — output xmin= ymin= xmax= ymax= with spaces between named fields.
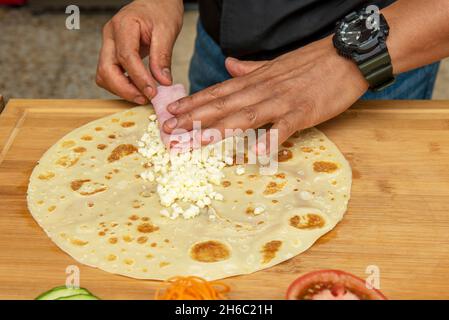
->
xmin=151 ymin=84 xmax=195 ymax=152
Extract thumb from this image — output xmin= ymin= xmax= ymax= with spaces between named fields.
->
xmin=225 ymin=57 xmax=267 ymax=77
xmin=149 ymin=31 xmax=176 ymax=85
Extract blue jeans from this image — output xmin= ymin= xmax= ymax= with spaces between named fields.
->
xmin=189 ymin=21 xmax=440 ymax=99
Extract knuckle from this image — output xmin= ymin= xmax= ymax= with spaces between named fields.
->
xmin=272 ymin=83 xmax=287 ymax=97
xmin=240 ymin=106 xmax=257 ymax=124
xmin=207 ymin=85 xmax=222 ymax=99
xmin=110 ymin=16 xmax=121 ymax=29
xmin=102 ymin=22 xmax=111 ymax=36
xmin=159 ymin=52 xmax=172 ymax=64
xmin=178 ymin=95 xmax=193 ymax=109
xmin=116 ymin=49 xmax=134 ymax=65
xmin=180 ymin=111 xmax=194 ymax=124
xmin=212 ymin=96 xmax=228 ymax=112
xmin=95 ymin=73 xmax=104 ymax=87
xmin=278 ymin=117 xmax=295 ymax=134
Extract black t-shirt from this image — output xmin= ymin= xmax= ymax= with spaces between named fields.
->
xmin=198 ymin=0 xmax=396 ymax=60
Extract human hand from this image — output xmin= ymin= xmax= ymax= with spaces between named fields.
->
xmin=163 ymin=37 xmax=369 ymax=153
xmin=96 ymin=0 xmax=183 ymax=104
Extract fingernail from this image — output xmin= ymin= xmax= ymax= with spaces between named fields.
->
xmin=162 ymin=68 xmax=172 ymax=82
xmin=143 ymin=86 xmax=153 ymax=99
xmin=164 ymin=117 xmax=178 ymax=129
xmin=134 ymin=96 xmax=146 ymax=105
xmin=167 ymin=101 xmax=179 ymax=113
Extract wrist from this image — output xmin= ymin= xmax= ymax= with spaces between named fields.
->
xmin=322 ymin=36 xmax=370 ymax=94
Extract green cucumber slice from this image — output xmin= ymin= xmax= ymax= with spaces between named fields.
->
xmin=35 ymin=286 xmax=92 ymax=300
xmin=56 ymin=294 xmax=99 ymax=300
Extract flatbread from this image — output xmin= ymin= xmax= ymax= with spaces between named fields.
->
xmin=27 ymin=106 xmax=351 ymax=280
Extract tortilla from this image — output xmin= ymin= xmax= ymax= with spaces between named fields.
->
xmin=27 ymin=106 xmax=351 ymax=280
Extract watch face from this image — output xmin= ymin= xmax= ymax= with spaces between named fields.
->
xmin=340 ymin=15 xmax=378 ymax=47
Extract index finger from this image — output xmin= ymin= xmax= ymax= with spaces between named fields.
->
xmin=167 ymin=76 xmax=249 ymax=115
xmin=113 ymin=20 xmax=157 ymax=99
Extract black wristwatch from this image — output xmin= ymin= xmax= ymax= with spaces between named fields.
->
xmin=333 ymin=8 xmax=395 ymax=91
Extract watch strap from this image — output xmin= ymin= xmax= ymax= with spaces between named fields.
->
xmin=358 ymin=50 xmax=395 ymax=91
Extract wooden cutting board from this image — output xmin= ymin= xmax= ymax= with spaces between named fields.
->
xmin=1 ymin=99 xmax=449 ymax=300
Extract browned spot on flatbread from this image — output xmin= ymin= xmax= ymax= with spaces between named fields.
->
xmin=70 ymin=179 xmax=107 ymax=195
xmin=129 ymin=214 xmax=139 ymax=221
xmin=81 ymin=135 xmax=93 ymax=141
xmin=121 ymin=121 xmax=135 ymax=128
xmin=56 ymin=155 xmax=79 ymax=168
xmin=313 ymin=161 xmax=338 ymax=173
xmin=289 ymin=214 xmax=325 ymax=230
xmin=106 ymin=254 xmax=116 ymax=261
xmin=97 ymin=144 xmax=107 ymax=150
xmin=132 ymin=200 xmax=143 ymax=208
xmin=221 ymin=180 xmax=231 ymax=187
xmin=275 ymin=173 xmax=286 ymax=179
xmin=107 ymin=144 xmax=138 ymax=162
xmin=108 ymin=237 xmax=118 ymax=244
xmin=71 ymin=239 xmax=88 ymax=246
xmin=62 ymin=140 xmax=76 ymax=148
xmin=111 ymin=118 xmax=119 ymax=123
xmin=282 ymin=141 xmax=294 ymax=148
xmin=301 ymin=147 xmax=313 ymax=153
xmin=137 ymin=222 xmax=159 ymax=233
xmin=95 ymin=127 xmax=103 ymax=131
xmin=73 ymin=146 xmax=86 ymax=153
xmin=38 ymin=172 xmax=55 ymax=180
xmin=245 ymin=190 xmax=254 ymax=195
xmin=263 ymin=181 xmax=286 ymax=195
xmin=98 ymin=231 xmax=105 ymax=236
xmin=142 ymin=162 xmax=152 ymax=169
xmin=137 ymin=236 xmax=148 ymax=244
xmin=190 ymin=240 xmax=230 ymax=263
xmin=122 ymin=235 xmax=134 ymax=242
xmin=159 ymin=262 xmax=170 ymax=268
xmin=245 ymin=207 xmax=254 ymax=215
xmin=124 ymin=258 xmax=134 ymax=265
xmin=108 ymin=134 xmax=116 ymax=139
xmin=47 ymin=205 xmax=56 ymax=212
xmin=278 ymin=149 xmax=292 ymax=162
xmin=261 ymin=240 xmax=282 ymax=264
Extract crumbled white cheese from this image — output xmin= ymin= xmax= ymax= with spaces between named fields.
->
xmin=253 ymin=206 xmax=265 ymax=215
xmin=138 ymin=114 xmax=229 ymax=219
xmin=235 ymin=165 xmax=245 ymax=176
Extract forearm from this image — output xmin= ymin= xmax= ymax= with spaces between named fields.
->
xmin=383 ymin=0 xmax=449 ymax=74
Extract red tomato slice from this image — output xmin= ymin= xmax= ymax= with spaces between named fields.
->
xmin=286 ymin=269 xmax=387 ymax=300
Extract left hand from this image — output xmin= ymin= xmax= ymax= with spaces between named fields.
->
xmin=163 ymin=36 xmax=369 ymax=154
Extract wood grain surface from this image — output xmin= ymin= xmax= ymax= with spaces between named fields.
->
xmin=1 ymin=99 xmax=449 ymax=300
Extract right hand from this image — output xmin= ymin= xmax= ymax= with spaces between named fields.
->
xmin=96 ymin=0 xmax=183 ymax=104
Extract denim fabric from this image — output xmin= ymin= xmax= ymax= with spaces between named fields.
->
xmin=189 ymin=21 xmax=440 ymax=99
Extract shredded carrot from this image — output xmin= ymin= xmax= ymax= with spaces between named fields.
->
xmin=155 ymin=276 xmax=230 ymax=300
